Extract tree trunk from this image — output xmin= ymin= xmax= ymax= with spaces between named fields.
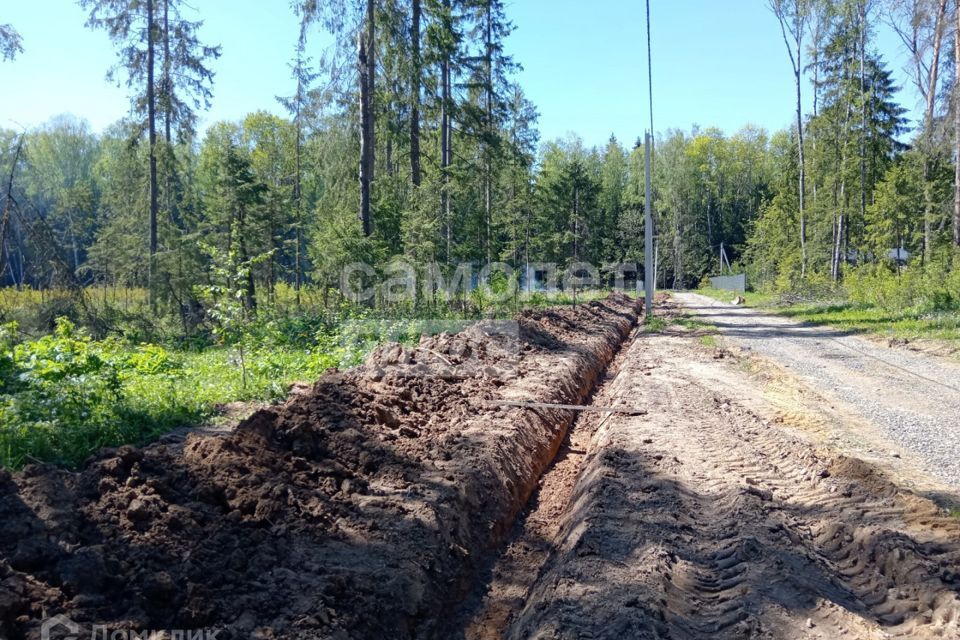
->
xmin=294 ymin=89 xmax=303 ymax=307
xmin=833 ymin=177 xmax=844 ymax=281
xmin=357 ymin=0 xmax=375 ymax=237
xmin=833 ymin=212 xmax=844 ymax=281
xmin=440 ymin=59 xmax=450 ymax=258
xmin=0 ymin=137 xmax=22 ymax=290
xmin=386 ymin=135 xmax=393 ymax=176
xmin=366 ymin=0 xmax=375 ymax=186
xmin=955 ymin=0 xmax=960 ymax=247
xmin=673 ymin=218 xmax=683 ymax=289
xmin=410 ymin=0 xmax=422 ymax=187
xmin=484 ymin=1 xmax=493 ymax=266
xmin=441 ymin=0 xmax=452 ymax=261
xmin=858 ymin=1 xmax=867 ymax=258
xmin=163 ymin=0 xmax=171 ymax=146
xmin=147 ymin=0 xmax=159 ymax=305
xmin=923 ymin=0 xmax=948 ymax=261
xmin=833 ymin=72 xmax=855 ymax=281
xmin=811 ymin=9 xmax=821 ymax=213
xmin=795 ymin=61 xmax=807 ymax=277
xmin=772 ymin=4 xmax=808 ymax=278
xmin=358 ymin=19 xmax=373 ymax=236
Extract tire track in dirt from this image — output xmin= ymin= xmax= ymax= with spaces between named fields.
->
xmin=504 ymin=303 xmax=960 ymax=639
xmin=675 ymin=292 xmax=960 ymax=490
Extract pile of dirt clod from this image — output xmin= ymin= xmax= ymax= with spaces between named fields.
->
xmin=0 ymin=294 xmax=640 ymax=640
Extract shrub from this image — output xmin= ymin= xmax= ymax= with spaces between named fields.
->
xmin=1 ymin=318 xmax=125 ymax=467
xmin=846 ymin=253 xmax=960 ymax=313
xmin=0 ymin=319 xmax=200 ymax=469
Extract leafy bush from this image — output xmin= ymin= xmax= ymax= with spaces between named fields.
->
xmin=846 ymin=254 xmax=960 ymax=313
xmin=1 ymin=318 xmax=126 ymax=468
xmin=0 ymin=312 xmax=388 ymax=469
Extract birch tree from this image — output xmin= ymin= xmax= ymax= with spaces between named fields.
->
xmin=770 ymin=0 xmax=812 ymax=276
xmin=886 ymin=0 xmax=949 ymax=260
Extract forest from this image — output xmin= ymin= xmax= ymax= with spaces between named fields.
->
xmin=2 ymin=0 xmax=960 ymax=467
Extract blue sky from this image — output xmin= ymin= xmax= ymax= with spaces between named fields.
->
xmin=1 ymin=1 xmax=922 ymax=148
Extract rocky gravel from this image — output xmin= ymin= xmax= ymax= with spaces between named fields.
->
xmin=675 ymin=292 xmax=960 ymax=490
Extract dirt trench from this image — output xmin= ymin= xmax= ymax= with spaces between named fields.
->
xmin=6 ymin=294 xmax=960 ymax=640
xmin=448 ymin=314 xmax=647 ymax=640
xmin=476 ymin=299 xmax=960 ymax=640
xmin=0 ymin=295 xmax=640 ymax=640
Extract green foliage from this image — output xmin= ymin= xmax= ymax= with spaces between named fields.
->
xmin=695 ymin=287 xmax=778 ymax=307
xmin=743 ymin=196 xmax=801 ymax=292
xmin=645 ymin=317 xmax=667 ymax=332
xmin=0 ymin=311 xmax=383 ymax=470
xmin=864 ymin=154 xmax=925 ymax=258
xmin=0 ymin=23 xmax=23 ymax=61
xmin=699 ymin=265 xmax=960 ymax=345
xmin=699 ymin=334 xmax=718 ymax=348
xmin=1 ymin=318 xmax=125 ymax=468
xmin=845 ymin=254 xmax=960 ymax=313
xmin=671 ymin=314 xmax=716 ymax=333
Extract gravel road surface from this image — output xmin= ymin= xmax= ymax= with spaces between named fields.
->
xmin=675 ymin=292 xmax=960 ymax=490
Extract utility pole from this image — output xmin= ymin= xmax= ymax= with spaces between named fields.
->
xmin=643 ymin=0 xmax=654 ymax=318
xmin=644 ymin=131 xmax=653 ymax=318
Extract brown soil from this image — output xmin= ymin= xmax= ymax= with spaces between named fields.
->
xmin=0 ymin=295 xmax=640 ymax=640
xmin=450 ymin=320 xmax=647 ymax=640
xmin=502 ymin=299 xmax=960 ymax=639
xmin=6 ymin=293 xmax=960 ymax=640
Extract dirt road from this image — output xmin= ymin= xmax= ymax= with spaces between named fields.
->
xmin=468 ymin=299 xmax=960 ymax=639
xmin=673 ymin=292 xmax=960 ymax=492
xmin=4 ymin=295 xmax=960 ymax=639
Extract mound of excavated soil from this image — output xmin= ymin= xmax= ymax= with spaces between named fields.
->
xmin=0 ymin=295 xmax=639 ymax=640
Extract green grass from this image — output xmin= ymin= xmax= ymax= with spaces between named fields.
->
xmin=645 ymin=317 xmax=667 ymax=332
xmin=699 ymin=334 xmax=718 ymax=348
xmin=671 ymin=314 xmax=716 ymax=332
xmin=695 ymin=287 xmax=778 ymax=307
xmin=666 ymin=310 xmax=720 ymax=347
xmin=0 ymin=318 xmax=400 ymax=470
xmin=0 ymin=343 xmax=346 ymax=470
xmin=778 ymin=304 xmax=960 ymax=341
xmin=694 ymin=287 xmax=960 ymax=343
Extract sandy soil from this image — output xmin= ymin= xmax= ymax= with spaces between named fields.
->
xmin=675 ymin=292 xmax=960 ymax=494
xmin=469 ymin=299 xmax=960 ymax=639
xmin=450 ymin=320 xmax=647 ymax=640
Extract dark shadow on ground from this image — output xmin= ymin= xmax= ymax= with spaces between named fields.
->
xmin=506 ymin=445 xmax=960 ymax=640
